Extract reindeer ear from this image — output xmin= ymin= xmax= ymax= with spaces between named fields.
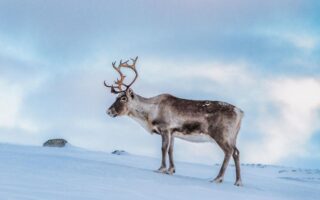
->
xmin=126 ymin=88 xmax=134 ymax=99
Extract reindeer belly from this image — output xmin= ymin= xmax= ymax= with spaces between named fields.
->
xmin=171 ymin=121 xmax=213 ymax=143
xmin=173 ymin=132 xmax=213 ymax=143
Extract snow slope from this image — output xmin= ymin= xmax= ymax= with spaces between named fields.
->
xmin=0 ymin=143 xmax=319 ymax=200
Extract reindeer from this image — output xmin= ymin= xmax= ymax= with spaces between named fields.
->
xmin=104 ymin=57 xmax=244 ymax=186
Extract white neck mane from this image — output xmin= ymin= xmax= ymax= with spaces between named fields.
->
xmin=127 ymin=94 xmax=156 ymax=133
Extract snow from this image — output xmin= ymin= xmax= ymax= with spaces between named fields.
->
xmin=0 ymin=143 xmax=319 ymax=200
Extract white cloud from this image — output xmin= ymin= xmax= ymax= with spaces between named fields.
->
xmin=0 ymin=80 xmax=23 ymax=127
xmin=0 ymin=35 xmax=39 ymax=63
xmin=284 ymin=33 xmax=318 ymax=51
xmin=269 ymin=78 xmax=320 ymax=111
xmin=0 ymin=74 xmax=45 ymax=133
xmin=246 ymin=78 xmax=320 ymax=163
xmin=135 ymin=58 xmax=255 ymax=98
xmin=256 ymin=28 xmax=319 ymax=52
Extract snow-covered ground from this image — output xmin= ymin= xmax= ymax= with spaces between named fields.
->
xmin=0 ymin=143 xmax=319 ymax=200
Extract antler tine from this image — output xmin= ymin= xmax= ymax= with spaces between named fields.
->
xmin=104 ymin=80 xmax=122 ymax=94
xmin=122 ymin=59 xmax=129 ymax=65
xmin=120 ymin=56 xmax=138 ymax=88
xmin=106 ymin=60 xmax=127 ymax=93
xmin=104 ymin=80 xmax=111 ymax=88
xmin=104 ymin=56 xmax=139 ymax=94
xmin=130 ymin=56 xmax=138 ymax=68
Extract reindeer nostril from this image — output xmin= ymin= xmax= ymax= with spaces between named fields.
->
xmin=107 ymin=109 xmax=117 ymax=117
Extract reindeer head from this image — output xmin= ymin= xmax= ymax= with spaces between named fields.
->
xmin=104 ymin=57 xmax=138 ymax=117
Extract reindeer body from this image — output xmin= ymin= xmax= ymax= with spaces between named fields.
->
xmin=109 ymin=92 xmax=243 ymax=186
xmin=105 ymin=57 xmax=243 ymax=186
xmin=128 ymin=94 xmax=243 ymax=143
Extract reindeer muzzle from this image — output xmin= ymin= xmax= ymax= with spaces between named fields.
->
xmin=107 ymin=108 xmax=118 ymax=118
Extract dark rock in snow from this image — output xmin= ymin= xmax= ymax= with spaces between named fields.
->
xmin=43 ymin=139 xmax=68 ymax=147
xmin=111 ymin=150 xmax=127 ymax=155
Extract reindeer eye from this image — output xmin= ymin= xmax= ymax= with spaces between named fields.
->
xmin=120 ymin=96 xmax=127 ymax=102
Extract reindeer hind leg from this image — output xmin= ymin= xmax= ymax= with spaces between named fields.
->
xmin=233 ymin=146 xmax=243 ymax=186
xmin=212 ymin=146 xmax=233 ymax=183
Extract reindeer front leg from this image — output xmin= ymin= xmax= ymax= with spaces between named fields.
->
xmin=157 ymin=132 xmax=170 ymax=173
xmin=168 ymin=136 xmax=175 ymax=175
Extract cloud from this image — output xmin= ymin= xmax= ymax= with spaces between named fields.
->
xmin=257 ymin=28 xmax=320 ymax=51
xmin=0 ymin=60 xmax=46 ymax=142
xmin=245 ymin=78 xmax=320 ymax=163
xmin=288 ymin=34 xmax=318 ymax=50
xmin=0 ymin=80 xmax=23 ymax=128
xmin=0 ymin=35 xmax=39 ymax=63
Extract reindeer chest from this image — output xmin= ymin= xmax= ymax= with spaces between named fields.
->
xmin=129 ymin=113 xmax=154 ymax=134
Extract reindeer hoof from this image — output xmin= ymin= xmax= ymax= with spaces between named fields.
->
xmin=166 ymin=167 xmax=175 ymax=175
xmin=211 ymin=177 xmax=223 ymax=183
xmin=234 ymin=180 xmax=243 ymax=187
xmin=155 ymin=167 xmax=167 ymax=174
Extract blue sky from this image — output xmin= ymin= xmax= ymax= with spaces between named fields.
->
xmin=0 ymin=0 xmax=319 ymax=168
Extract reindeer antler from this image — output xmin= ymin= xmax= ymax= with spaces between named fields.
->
xmin=104 ymin=56 xmax=139 ymax=94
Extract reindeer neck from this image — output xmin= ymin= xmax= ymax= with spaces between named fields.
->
xmin=127 ymin=94 xmax=154 ymax=122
